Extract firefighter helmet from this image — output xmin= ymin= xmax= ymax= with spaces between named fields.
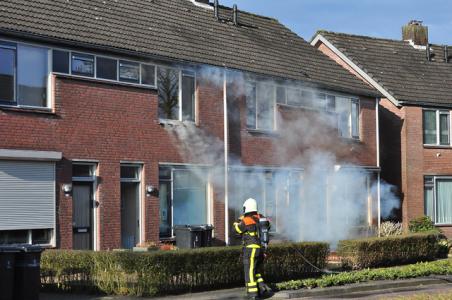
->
xmin=243 ymin=198 xmax=258 ymax=214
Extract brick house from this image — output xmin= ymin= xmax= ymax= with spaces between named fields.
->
xmin=312 ymin=21 xmax=452 ymax=235
xmin=0 ymin=0 xmax=379 ymax=250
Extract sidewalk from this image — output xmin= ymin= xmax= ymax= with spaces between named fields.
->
xmin=40 ymin=275 xmax=452 ymax=300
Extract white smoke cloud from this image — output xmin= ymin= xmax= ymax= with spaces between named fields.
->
xmin=163 ymin=67 xmax=400 ymax=246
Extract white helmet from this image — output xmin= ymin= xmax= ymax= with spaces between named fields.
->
xmin=243 ymin=198 xmax=258 ymax=214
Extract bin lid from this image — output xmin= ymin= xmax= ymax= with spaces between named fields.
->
xmin=0 ymin=245 xmax=24 ymax=253
xmin=173 ymin=225 xmax=212 ymax=231
xmin=0 ymin=244 xmax=44 ymax=253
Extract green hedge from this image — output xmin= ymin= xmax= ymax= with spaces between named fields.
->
xmin=337 ymin=232 xmax=444 ymax=270
xmin=277 ymin=258 xmax=452 ymax=291
xmin=41 ymin=242 xmax=328 ymax=296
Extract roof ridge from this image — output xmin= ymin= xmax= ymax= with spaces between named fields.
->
xmin=316 ymin=30 xmax=405 ymax=44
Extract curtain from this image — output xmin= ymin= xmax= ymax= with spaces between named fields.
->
xmin=436 ymin=179 xmax=452 ymax=224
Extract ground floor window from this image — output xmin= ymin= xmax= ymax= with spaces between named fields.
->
xmin=425 ymin=176 xmax=452 ymax=224
xmin=159 ymin=166 xmax=208 ymax=238
xmin=0 ymin=229 xmax=52 ymax=245
xmin=229 ymin=168 xmax=302 ymax=234
xmin=0 ymin=160 xmax=55 ymax=245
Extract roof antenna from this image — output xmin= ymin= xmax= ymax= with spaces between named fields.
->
xmin=426 ymin=43 xmax=431 ymax=61
xmin=233 ymin=4 xmax=238 ymax=26
xmin=214 ymin=0 xmax=219 ymax=20
xmin=444 ymin=45 xmax=449 ymax=63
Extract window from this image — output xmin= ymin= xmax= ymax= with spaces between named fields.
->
xmin=423 ymin=110 xmax=450 ymax=146
xmin=52 ymin=50 xmax=69 ymax=74
xmin=158 ymin=67 xmax=196 ymax=121
xmin=141 ymin=64 xmax=156 ymax=86
xmin=246 ymin=82 xmax=275 ymax=131
xmin=286 ymin=88 xmax=301 ymax=106
xmin=120 ymin=165 xmax=140 ymax=180
xmin=425 ymin=176 xmax=452 ymax=224
xmin=72 ymin=164 xmax=96 ymax=178
xmin=158 ymin=67 xmax=179 ymax=120
xmin=276 ymin=86 xmax=286 ymax=104
xmin=335 ymin=96 xmax=360 ymax=139
xmin=182 ymin=71 xmax=196 ymax=121
xmin=71 ymin=53 xmax=94 ymax=77
xmin=96 ymin=57 xmax=117 ymax=80
xmin=17 ymin=44 xmax=49 ymax=107
xmin=0 ymin=45 xmax=15 ymax=103
xmin=0 ymin=161 xmax=55 ymax=245
xmin=119 ymin=61 xmax=139 ymax=83
xmin=159 ymin=166 xmax=208 ymax=237
xmin=0 ymin=42 xmax=50 ymax=108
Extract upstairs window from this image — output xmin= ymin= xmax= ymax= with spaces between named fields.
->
xmin=96 ymin=57 xmax=117 ymax=80
xmin=246 ymin=82 xmax=275 ymax=131
xmin=71 ymin=53 xmax=94 ymax=77
xmin=53 ymin=50 xmax=156 ymax=87
xmin=423 ymin=110 xmax=450 ymax=146
xmin=0 ymin=41 xmax=50 ymax=108
xmin=158 ymin=67 xmax=196 ymax=122
xmin=119 ymin=61 xmax=139 ymax=83
xmin=335 ymin=96 xmax=359 ymax=139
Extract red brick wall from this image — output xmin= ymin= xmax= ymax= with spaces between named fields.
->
xmin=0 ymin=68 xmax=379 ymax=248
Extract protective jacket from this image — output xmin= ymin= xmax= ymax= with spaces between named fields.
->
xmin=233 ymin=213 xmax=263 ymax=248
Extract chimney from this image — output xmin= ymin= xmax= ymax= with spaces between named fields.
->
xmin=402 ymin=20 xmax=428 ymax=46
xmin=233 ymin=4 xmax=238 ymax=26
xmin=194 ymin=0 xmax=210 ymax=4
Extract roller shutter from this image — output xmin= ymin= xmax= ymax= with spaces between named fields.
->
xmin=0 ymin=160 xmax=55 ymax=230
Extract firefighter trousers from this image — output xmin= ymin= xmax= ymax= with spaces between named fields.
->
xmin=243 ymin=246 xmax=266 ymax=297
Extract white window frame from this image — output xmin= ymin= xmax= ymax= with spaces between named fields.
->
xmin=0 ymin=40 xmax=52 ymax=109
xmin=424 ymin=175 xmax=452 ymax=225
xmin=158 ymin=67 xmax=197 ymax=123
xmin=246 ymin=81 xmax=276 ymax=132
xmin=423 ymin=109 xmax=451 ymax=147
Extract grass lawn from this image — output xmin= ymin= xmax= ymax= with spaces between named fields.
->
xmin=276 ymin=258 xmax=452 ymax=291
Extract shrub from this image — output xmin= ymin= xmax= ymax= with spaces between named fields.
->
xmin=337 ymin=232 xmax=443 ymax=270
xmin=379 ymin=221 xmax=404 ymax=237
xmin=41 ymin=242 xmax=328 ymax=296
xmin=276 ymin=258 xmax=452 ymax=291
xmin=409 ymin=216 xmax=439 ymax=233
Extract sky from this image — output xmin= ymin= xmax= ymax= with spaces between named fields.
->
xmin=220 ymin=0 xmax=452 ymax=45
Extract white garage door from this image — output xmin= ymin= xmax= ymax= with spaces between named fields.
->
xmin=0 ymin=160 xmax=55 ymax=230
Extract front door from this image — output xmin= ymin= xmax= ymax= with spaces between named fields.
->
xmin=121 ymin=182 xmax=140 ymax=249
xmin=72 ymin=183 xmax=93 ymax=250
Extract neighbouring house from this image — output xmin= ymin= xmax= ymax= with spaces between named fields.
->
xmin=312 ymin=21 xmax=452 ymax=236
xmin=0 ymin=0 xmax=380 ymax=250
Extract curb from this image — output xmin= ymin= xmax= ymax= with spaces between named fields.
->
xmin=273 ymin=276 xmax=452 ymax=299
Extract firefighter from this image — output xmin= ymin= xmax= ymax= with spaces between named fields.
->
xmin=233 ymin=198 xmax=272 ymax=300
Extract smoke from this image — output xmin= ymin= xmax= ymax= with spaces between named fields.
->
xmin=163 ymin=66 xmax=400 ymax=246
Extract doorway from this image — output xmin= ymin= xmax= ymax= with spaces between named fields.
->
xmin=72 ymin=183 xmax=93 ymax=250
xmin=120 ymin=164 xmax=142 ymax=249
xmin=72 ymin=163 xmax=97 ymax=250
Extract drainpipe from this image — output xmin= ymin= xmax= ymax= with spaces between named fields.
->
xmin=376 ymin=97 xmax=381 ymax=235
xmin=223 ymin=68 xmax=230 ymax=245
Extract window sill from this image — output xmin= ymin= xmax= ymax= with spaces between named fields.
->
xmin=341 ymin=137 xmax=362 ymax=144
xmin=0 ymin=105 xmax=55 ymax=115
xmin=55 ymin=73 xmax=158 ymax=91
xmin=424 ymin=144 xmax=452 ymax=149
xmin=158 ymin=118 xmax=196 ymax=127
xmin=246 ymin=128 xmax=279 ymax=137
